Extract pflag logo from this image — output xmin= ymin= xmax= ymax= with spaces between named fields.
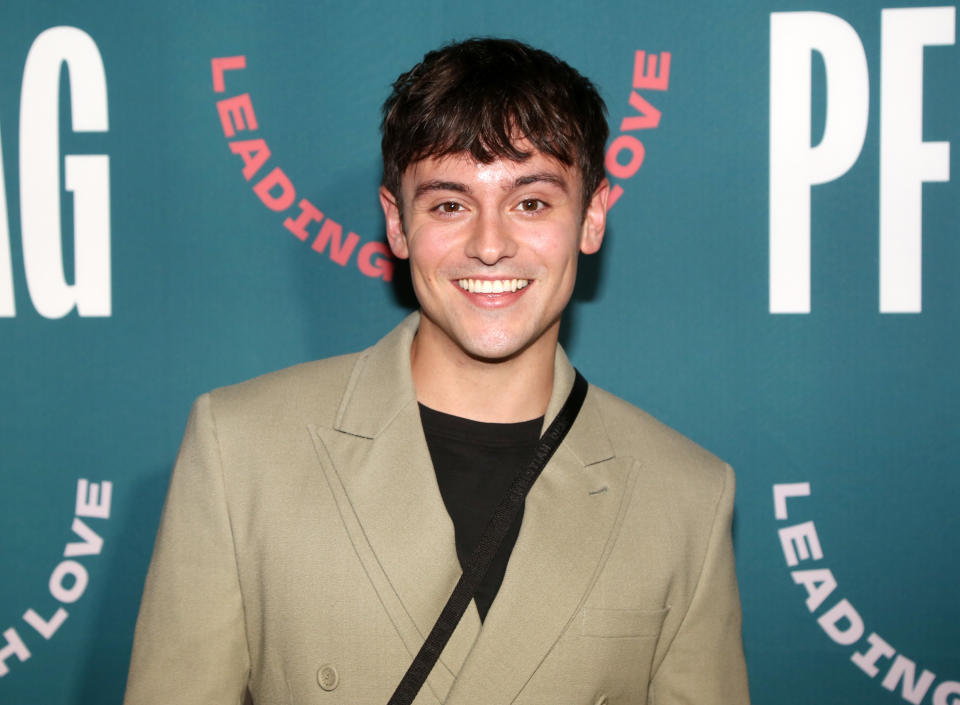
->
xmin=769 ymin=7 xmax=955 ymax=314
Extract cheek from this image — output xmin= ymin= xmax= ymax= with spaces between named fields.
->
xmin=408 ymin=240 xmax=450 ymax=283
xmin=523 ymin=223 xmax=581 ymax=255
xmin=409 ymin=227 xmax=466 ymax=270
xmin=532 ymin=236 xmax=580 ymax=277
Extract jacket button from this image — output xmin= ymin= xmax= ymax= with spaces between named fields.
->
xmin=317 ymin=664 xmax=339 ymax=691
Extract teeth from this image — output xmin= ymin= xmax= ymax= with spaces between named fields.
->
xmin=457 ymin=278 xmax=529 ymax=293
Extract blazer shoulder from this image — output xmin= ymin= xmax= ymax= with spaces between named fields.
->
xmin=589 ymin=384 xmax=731 ymax=496
xmin=204 ymin=351 xmax=363 ymax=430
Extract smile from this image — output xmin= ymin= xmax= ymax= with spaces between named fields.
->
xmin=457 ymin=278 xmax=530 ymax=293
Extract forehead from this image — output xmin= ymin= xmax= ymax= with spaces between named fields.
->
xmin=403 ymin=148 xmax=580 ymax=194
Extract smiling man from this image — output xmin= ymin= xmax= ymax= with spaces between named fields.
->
xmin=380 ymin=146 xmax=604 ymax=422
xmin=124 ymin=38 xmax=750 ymax=705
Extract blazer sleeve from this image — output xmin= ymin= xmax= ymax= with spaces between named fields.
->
xmin=124 ymin=394 xmax=251 ymax=705
xmin=648 ymin=464 xmax=751 ymax=705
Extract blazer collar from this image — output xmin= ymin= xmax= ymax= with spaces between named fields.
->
xmin=335 ymin=310 xmax=615 ymax=468
xmin=334 ymin=311 xmax=420 ymax=439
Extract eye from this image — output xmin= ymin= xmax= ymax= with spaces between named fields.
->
xmin=517 ymin=198 xmax=546 ymax=212
xmin=435 ymin=201 xmax=464 ymax=214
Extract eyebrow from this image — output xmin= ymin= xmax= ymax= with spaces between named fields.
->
xmin=412 ymin=172 xmax=570 ymax=201
xmin=514 ymin=172 xmax=569 ymax=192
xmin=413 ymin=180 xmax=470 ymax=200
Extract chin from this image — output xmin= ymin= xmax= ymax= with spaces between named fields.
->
xmin=457 ymin=327 xmax=536 ymax=363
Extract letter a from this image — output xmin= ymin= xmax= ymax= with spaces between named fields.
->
xmin=817 ymin=598 xmax=865 ymax=646
xmin=791 ymin=568 xmax=837 ymax=611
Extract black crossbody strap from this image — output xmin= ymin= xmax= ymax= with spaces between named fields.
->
xmin=387 ymin=370 xmax=589 ymax=705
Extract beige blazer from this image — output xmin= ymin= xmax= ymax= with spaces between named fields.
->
xmin=124 ymin=313 xmax=749 ymax=705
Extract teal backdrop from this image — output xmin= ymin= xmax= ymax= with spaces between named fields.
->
xmin=1 ymin=1 xmax=958 ymax=704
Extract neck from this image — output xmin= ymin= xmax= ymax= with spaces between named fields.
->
xmin=410 ymin=319 xmax=557 ymax=423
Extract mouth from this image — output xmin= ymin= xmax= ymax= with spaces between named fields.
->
xmin=456 ymin=278 xmax=530 ymax=294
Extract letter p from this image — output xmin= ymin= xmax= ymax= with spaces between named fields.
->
xmin=769 ymin=12 xmax=869 ymax=313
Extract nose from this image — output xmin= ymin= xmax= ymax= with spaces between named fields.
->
xmin=463 ymin=210 xmax=517 ymax=265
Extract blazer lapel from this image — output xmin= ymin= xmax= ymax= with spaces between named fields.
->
xmin=308 ymin=313 xmax=482 ymax=702
xmin=445 ymin=349 xmax=638 ymax=705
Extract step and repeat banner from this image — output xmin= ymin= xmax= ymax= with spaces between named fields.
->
xmin=1 ymin=1 xmax=957 ymax=703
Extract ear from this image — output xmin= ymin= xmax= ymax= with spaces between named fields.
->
xmin=379 ymin=186 xmax=409 ymax=259
xmin=579 ymin=178 xmax=609 ymax=255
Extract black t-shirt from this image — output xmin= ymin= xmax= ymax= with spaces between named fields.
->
xmin=418 ymin=403 xmax=543 ymax=621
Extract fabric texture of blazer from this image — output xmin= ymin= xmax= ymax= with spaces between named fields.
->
xmin=124 ymin=312 xmax=750 ymax=705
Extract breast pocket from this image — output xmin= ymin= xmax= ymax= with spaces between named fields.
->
xmin=579 ymin=606 xmax=670 ymax=639
xmin=519 ymin=607 xmax=670 ymax=703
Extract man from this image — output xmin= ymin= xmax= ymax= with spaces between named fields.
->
xmin=125 ymin=38 xmax=750 ymax=704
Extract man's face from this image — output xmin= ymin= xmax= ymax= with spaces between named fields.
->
xmin=380 ymin=146 xmax=608 ymax=363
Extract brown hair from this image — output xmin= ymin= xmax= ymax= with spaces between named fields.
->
xmin=381 ymin=38 xmax=608 ymax=215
